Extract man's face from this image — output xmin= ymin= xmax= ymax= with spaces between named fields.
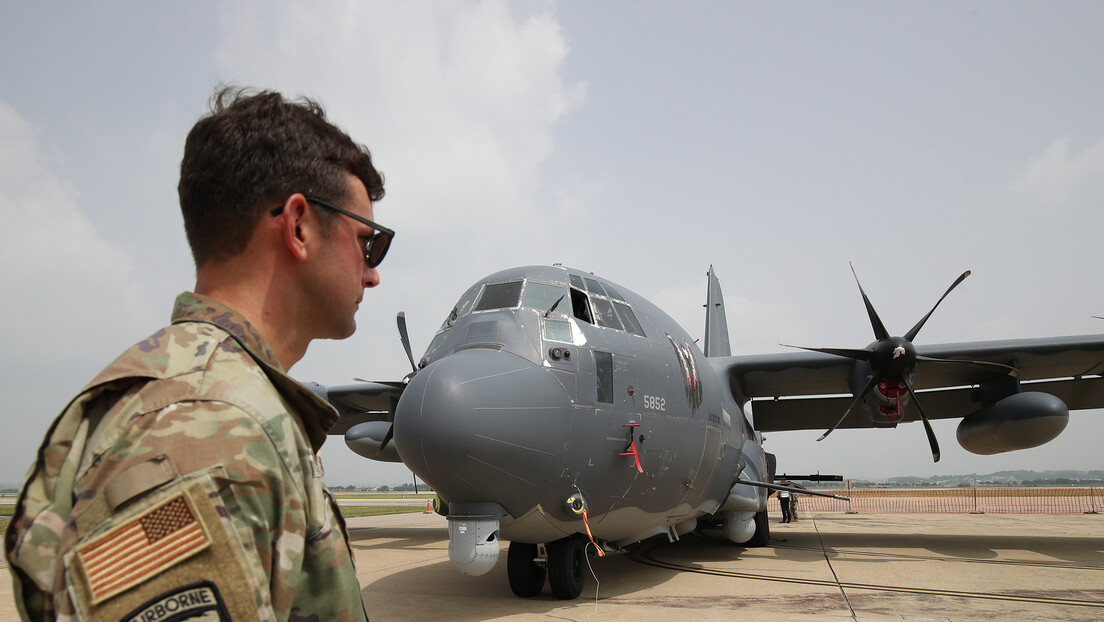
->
xmin=304 ymin=173 xmax=381 ymax=340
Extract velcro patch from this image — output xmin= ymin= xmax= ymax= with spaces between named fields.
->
xmin=76 ymin=491 xmax=210 ymax=604
xmin=121 ymin=581 xmax=229 ymax=622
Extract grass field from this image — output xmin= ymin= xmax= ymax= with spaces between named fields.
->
xmin=338 ymin=505 xmax=429 ymax=518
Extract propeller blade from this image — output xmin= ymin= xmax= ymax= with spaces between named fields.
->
xmin=905 ymin=383 xmax=941 ymax=462
xmin=378 ymin=423 xmax=394 ymax=452
xmin=780 ymin=344 xmax=874 ymax=362
xmin=904 ymin=270 xmax=971 ymax=342
xmin=915 ymin=354 xmax=1019 ymax=377
xmin=397 ymin=312 xmax=417 ymax=373
xmin=818 ymin=373 xmax=882 ymax=442
xmin=850 ymin=262 xmax=890 ymax=341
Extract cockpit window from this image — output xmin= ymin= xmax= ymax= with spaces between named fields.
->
xmin=474 ymin=280 xmax=523 ymax=311
xmin=564 ymin=273 xmax=645 ymax=337
xmin=522 ymin=281 xmax=567 ymax=314
xmin=614 ymin=301 xmax=645 ymax=337
xmin=570 ymin=288 xmax=592 ymax=324
xmin=591 ymin=297 xmax=624 ymax=330
xmin=602 ymin=283 xmax=626 ymax=301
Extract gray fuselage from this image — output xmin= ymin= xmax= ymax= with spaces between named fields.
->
xmin=393 ymin=265 xmax=765 ymax=546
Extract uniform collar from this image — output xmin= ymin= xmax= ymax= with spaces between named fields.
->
xmin=171 ymin=291 xmax=285 ymax=372
xmin=171 ymin=292 xmax=338 ymax=448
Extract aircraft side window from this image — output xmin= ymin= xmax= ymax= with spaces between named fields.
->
xmin=570 ymin=288 xmax=593 ymax=324
xmin=474 ymin=280 xmax=523 ymax=311
xmin=591 ymin=297 xmax=624 ymax=330
xmin=595 ymin=351 xmax=614 ymax=403
xmin=614 ymin=301 xmax=645 ymax=337
xmin=570 ymin=274 xmax=586 ymax=290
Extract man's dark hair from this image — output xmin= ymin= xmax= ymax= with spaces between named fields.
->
xmin=178 ymin=86 xmax=385 ymax=267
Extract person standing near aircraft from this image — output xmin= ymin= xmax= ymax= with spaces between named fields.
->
xmin=4 ymin=87 xmax=391 ymax=621
xmin=779 ymin=487 xmax=792 ymax=523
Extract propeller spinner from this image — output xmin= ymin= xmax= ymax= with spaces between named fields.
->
xmin=784 ymin=264 xmax=1017 ymax=463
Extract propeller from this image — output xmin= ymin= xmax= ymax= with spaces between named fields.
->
xmin=397 ymin=312 xmax=417 ymax=374
xmin=376 ymin=312 xmax=418 ymax=453
xmin=784 ymin=264 xmax=1018 ymax=463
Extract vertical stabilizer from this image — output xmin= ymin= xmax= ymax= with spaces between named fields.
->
xmin=704 ymin=266 xmax=731 ymax=357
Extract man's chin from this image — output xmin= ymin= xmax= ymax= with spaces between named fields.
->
xmin=336 ymin=321 xmax=357 ymax=340
xmin=321 ymin=319 xmax=357 ymax=341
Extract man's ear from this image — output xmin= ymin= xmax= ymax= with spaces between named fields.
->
xmin=275 ymin=194 xmax=312 ymax=261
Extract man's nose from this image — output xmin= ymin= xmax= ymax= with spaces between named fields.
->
xmin=363 ymin=265 xmax=380 ymax=288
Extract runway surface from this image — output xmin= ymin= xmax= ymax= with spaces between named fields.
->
xmin=2 ymin=510 xmax=1101 ymax=620
xmin=350 ymin=510 xmax=1103 ymax=621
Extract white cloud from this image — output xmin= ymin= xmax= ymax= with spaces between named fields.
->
xmin=1008 ymin=135 xmax=1104 ymax=208
xmin=0 ymin=100 xmax=154 ymax=370
xmin=213 ymin=0 xmax=585 ymax=265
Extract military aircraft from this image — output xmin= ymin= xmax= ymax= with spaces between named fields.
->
xmin=312 ymin=264 xmax=1104 ymax=600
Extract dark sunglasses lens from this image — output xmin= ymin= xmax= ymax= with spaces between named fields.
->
xmin=367 ymin=233 xmax=392 ymax=268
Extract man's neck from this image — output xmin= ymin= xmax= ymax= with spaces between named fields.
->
xmin=194 ymin=268 xmax=310 ymax=370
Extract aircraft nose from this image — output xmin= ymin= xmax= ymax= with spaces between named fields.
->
xmin=393 ymin=348 xmax=572 ymax=515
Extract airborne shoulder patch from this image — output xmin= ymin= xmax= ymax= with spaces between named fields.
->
xmin=121 ymin=581 xmax=230 ymax=622
xmin=75 ymin=491 xmax=211 ymax=604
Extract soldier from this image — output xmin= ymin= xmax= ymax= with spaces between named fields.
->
xmin=4 ymin=87 xmax=391 ymax=621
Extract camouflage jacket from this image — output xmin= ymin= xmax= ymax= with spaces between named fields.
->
xmin=5 ymin=292 xmax=368 ymax=621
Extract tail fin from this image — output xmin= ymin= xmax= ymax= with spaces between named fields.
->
xmin=704 ymin=265 xmax=731 ymax=357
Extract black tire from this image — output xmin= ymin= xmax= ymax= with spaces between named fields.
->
xmin=507 ymin=541 xmax=546 ymax=597
xmin=745 ymin=509 xmax=770 ymax=547
xmin=548 ymin=535 xmax=587 ymax=600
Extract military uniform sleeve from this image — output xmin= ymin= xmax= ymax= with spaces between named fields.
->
xmin=149 ymin=400 xmax=365 ymax=621
xmin=61 ymin=392 xmax=365 ymax=622
xmin=8 ymin=315 xmax=366 ymax=621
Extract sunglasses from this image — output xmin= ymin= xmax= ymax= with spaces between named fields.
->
xmin=270 ymin=196 xmax=394 ymax=268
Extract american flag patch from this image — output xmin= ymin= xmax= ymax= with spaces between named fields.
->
xmin=77 ymin=491 xmax=211 ymax=604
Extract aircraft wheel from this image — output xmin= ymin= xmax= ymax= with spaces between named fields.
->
xmin=746 ymin=509 xmax=770 ymax=547
xmin=548 ymin=534 xmax=587 ymax=600
xmin=507 ymin=541 xmax=546 ymax=597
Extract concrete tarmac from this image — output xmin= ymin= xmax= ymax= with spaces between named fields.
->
xmin=3 ymin=510 xmax=1102 ymax=620
xmin=352 ymin=510 xmax=1104 ymax=621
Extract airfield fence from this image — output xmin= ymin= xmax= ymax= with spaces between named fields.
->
xmin=768 ymin=487 xmax=1102 ymax=515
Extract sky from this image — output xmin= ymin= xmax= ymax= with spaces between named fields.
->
xmin=2 ymin=1 xmax=1103 ymax=487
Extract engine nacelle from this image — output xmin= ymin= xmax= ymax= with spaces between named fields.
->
xmin=345 ymin=421 xmax=401 ymax=462
xmin=956 ymin=392 xmax=1069 ymax=455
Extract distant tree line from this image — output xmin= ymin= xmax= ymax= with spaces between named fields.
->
xmin=1021 ymin=478 xmax=1104 ymax=487
xmin=326 ymin=483 xmax=430 ymax=492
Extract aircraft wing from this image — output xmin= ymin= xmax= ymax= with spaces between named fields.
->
xmin=718 ymin=335 xmax=1104 ymax=432
xmin=317 ymin=381 xmax=406 ymax=435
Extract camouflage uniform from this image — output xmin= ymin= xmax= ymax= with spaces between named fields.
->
xmin=5 ymin=292 xmax=368 ymax=621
